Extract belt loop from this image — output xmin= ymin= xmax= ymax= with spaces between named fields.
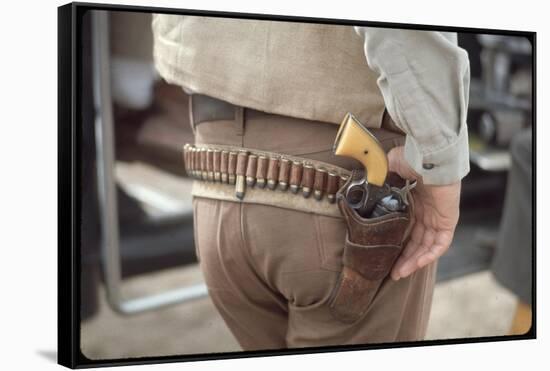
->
xmin=235 ymin=106 xmax=245 ymax=137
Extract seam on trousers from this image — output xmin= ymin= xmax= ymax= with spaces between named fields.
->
xmin=238 ymin=202 xmax=287 ymax=309
xmin=313 ymin=215 xmax=325 ymax=271
xmin=416 ymin=265 xmax=431 ymax=340
xmin=238 ymin=202 xmax=260 ymax=283
xmin=214 ymin=199 xmax=238 ymax=294
xmin=392 ymin=270 xmax=416 ymax=341
xmin=313 ymin=214 xmax=341 ymax=273
xmin=417 ymin=261 xmax=437 ymax=339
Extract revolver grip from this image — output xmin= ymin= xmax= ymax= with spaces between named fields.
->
xmin=333 ymin=113 xmax=388 ymax=187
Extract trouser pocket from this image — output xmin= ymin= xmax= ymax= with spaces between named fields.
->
xmin=328 ymin=174 xmax=414 ymax=323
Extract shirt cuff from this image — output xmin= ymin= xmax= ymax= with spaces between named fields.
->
xmin=403 ymin=124 xmax=470 ymax=185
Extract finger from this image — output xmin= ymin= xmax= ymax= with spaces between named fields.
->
xmin=387 ymin=147 xmax=401 ymax=173
xmin=415 ymin=244 xmax=446 ymax=270
xmin=403 ymin=222 xmax=425 ymax=258
xmin=396 ymin=243 xmax=430 ymax=279
xmin=394 ymin=241 xmax=431 ymax=280
xmin=395 ymin=227 xmax=439 ymax=278
xmin=402 ymin=199 xmax=425 ymax=258
xmin=395 ymin=213 xmax=425 ymax=263
xmin=420 ymin=227 xmax=436 ymax=254
xmin=416 ymin=234 xmax=453 ymax=268
xmin=391 ymin=199 xmax=424 ymax=280
xmin=402 ymin=234 xmax=452 ymax=279
xmin=390 ymin=223 xmax=424 ymax=280
xmin=391 ymin=238 xmax=419 ymax=280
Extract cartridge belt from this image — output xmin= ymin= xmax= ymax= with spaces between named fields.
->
xmin=183 ymin=143 xmax=351 ymax=217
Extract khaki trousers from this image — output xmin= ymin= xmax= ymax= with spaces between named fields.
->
xmin=191 ymin=107 xmax=437 ymax=350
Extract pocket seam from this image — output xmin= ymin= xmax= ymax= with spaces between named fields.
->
xmin=314 ymin=214 xmax=345 ymax=273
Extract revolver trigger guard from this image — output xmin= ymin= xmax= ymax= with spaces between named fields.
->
xmin=345 ymin=180 xmax=369 ymax=210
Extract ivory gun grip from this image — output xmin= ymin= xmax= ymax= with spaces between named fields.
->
xmin=333 ymin=113 xmax=388 ymax=187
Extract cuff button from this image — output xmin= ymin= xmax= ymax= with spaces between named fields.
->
xmin=422 ymin=163 xmax=435 ymax=170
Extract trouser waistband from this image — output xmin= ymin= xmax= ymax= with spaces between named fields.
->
xmin=190 ymin=93 xmax=406 ymax=136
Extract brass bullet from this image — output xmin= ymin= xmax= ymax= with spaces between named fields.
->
xmin=313 ymin=167 xmax=327 ymax=201
xmin=235 ymin=174 xmax=246 ymax=199
xmin=301 ymin=163 xmax=315 ymax=198
xmin=256 ymin=178 xmax=266 ymax=188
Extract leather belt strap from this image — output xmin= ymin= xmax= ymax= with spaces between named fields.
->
xmin=190 ymin=93 xmax=264 ymax=128
xmin=190 ymin=94 xmax=235 ymax=125
xmin=183 ymin=143 xmax=350 ymax=217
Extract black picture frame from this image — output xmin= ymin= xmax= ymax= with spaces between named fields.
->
xmin=58 ymin=2 xmax=536 ymax=368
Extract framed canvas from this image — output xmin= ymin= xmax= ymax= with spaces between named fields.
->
xmin=58 ymin=2 xmax=536 ymax=368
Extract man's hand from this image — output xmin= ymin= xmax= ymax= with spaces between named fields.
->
xmin=387 ymin=146 xmax=461 ymax=281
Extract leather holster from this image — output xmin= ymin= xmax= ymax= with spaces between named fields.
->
xmin=328 ymin=171 xmax=414 ymax=323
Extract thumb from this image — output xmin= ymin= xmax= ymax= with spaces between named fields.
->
xmin=387 ymin=146 xmax=420 ymax=181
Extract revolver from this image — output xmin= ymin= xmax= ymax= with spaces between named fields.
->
xmin=333 ymin=113 xmax=414 ymax=218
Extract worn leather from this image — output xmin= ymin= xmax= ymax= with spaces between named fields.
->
xmin=236 ymin=151 xmax=248 ymax=176
xmin=246 ymin=155 xmax=258 ymax=179
xmin=220 ymin=151 xmax=229 ymax=176
xmin=329 ymin=174 xmax=414 ymax=323
xmin=213 ymin=150 xmax=221 ymax=173
xmin=206 ymin=149 xmax=214 ymax=173
xmin=191 ymin=93 xmax=236 ymax=125
xmin=278 ymin=159 xmax=291 ymax=185
xmin=228 ymin=152 xmax=238 ymax=176
xmin=267 ymin=157 xmax=279 ymax=183
xmin=290 ymin=162 xmax=303 ymax=189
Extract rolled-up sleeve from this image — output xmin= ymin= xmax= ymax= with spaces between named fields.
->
xmin=354 ymin=27 xmax=471 ymax=185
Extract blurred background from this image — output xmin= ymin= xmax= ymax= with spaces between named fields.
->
xmin=79 ymin=10 xmax=533 ymax=359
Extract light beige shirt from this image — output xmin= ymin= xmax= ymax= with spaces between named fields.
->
xmin=355 ymin=27 xmax=470 ymax=185
xmin=152 ymin=15 xmax=470 ymax=185
xmin=152 ymin=15 xmax=386 ymax=129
